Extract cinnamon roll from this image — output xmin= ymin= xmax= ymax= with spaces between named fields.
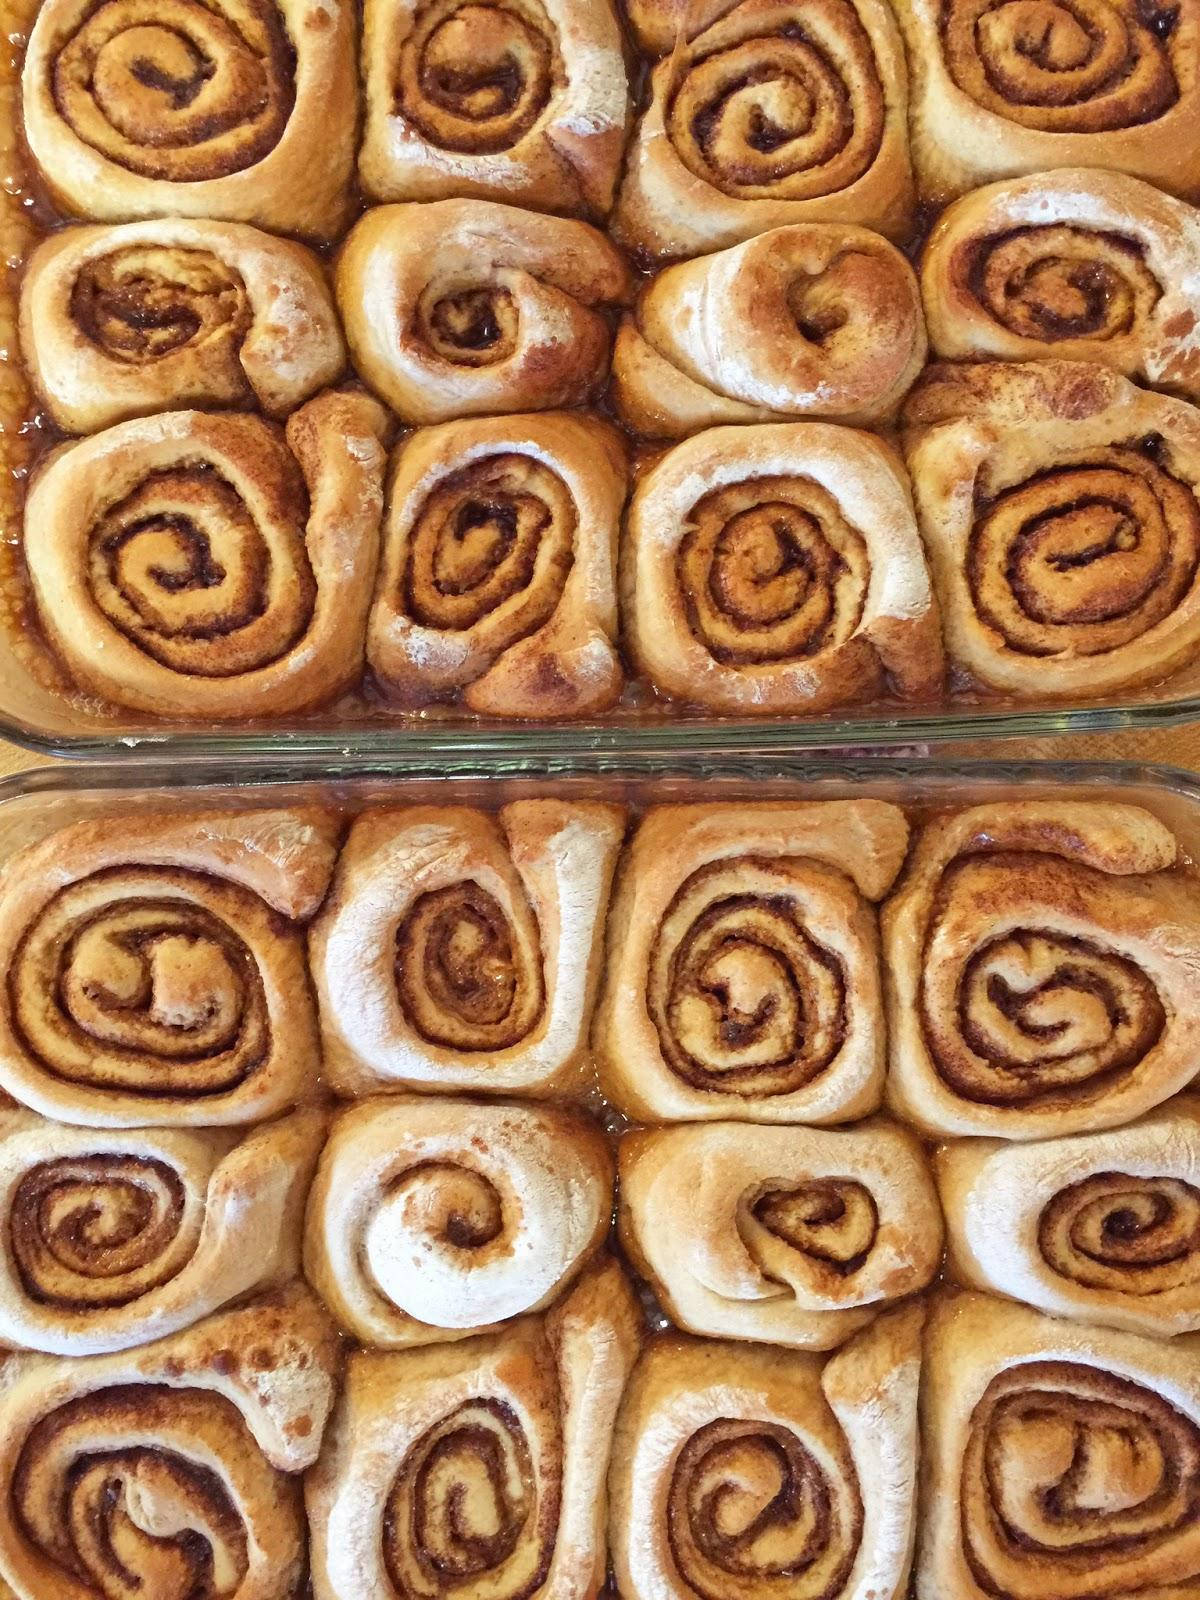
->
xmin=305 ymin=1096 xmax=611 ymax=1346
xmin=21 ymin=0 xmax=357 ymax=237
xmin=595 ymin=800 xmax=909 ymax=1124
xmin=22 ymin=389 xmax=388 ymax=719
xmin=920 ymin=1289 xmax=1200 ymax=1600
xmin=904 ymin=361 xmax=1200 ymax=697
xmin=623 ymin=422 xmax=944 ymax=713
xmin=0 ymin=1282 xmax=339 ymax=1600
xmin=336 ymin=201 xmax=631 ymax=423
xmin=883 ymin=801 xmax=1200 ymax=1139
xmin=922 ymin=172 xmax=1200 ymax=400
xmin=610 ymin=1303 xmax=923 ymax=1600
xmin=311 ymin=800 xmax=624 ymax=1098
xmin=368 ymin=412 xmax=625 ymax=717
xmin=896 ymin=0 xmax=1200 ymax=203
xmin=618 ymin=1117 xmax=941 ymax=1348
xmin=0 ymin=808 xmax=337 ymax=1127
xmin=0 ymin=1106 xmax=324 ymax=1356
xmin=359 ymin=0 xmax=629 ymax=216
xmin=937 ymin=1098 xmax=1200 ymax=1335
xmin=613 ymin=0 xmax=913 ymax=256
xmin=20 ymin=219 xmax=345 ymax=434
xmin=612 ymin=225 xmax=926 ymax=439
xmin=307 ymin=1257 xmax=640 ymax=1600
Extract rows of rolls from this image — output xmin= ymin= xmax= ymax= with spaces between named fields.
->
xmin=1 ymin=793 xmax=1200 ymax=1595
xmin=17 ymin=0 xmax=1200 ymax=721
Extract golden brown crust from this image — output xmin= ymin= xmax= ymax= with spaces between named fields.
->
xmin=612 ymin=225 xmax=926 ymax=438
xmin=0 ymin=808 xmax=338 ymax=1127
xmin=21 ymin=0 xmax=357 ymax=238
xmin=19 ymin=220 xmax=345 ymax=433
xmin=359 ymin=0 xmax=630 ymax=216
xmin=614 ymin=0 xmax=913 ymax=254
xmin=622 ymin=421 xmax=943 ymax=712
xmin=22 ymin=389 xmax=388 ymax=719
xmin=368 ymin=411 xmax=625 ymax=717
xmin=903 ymin=360 xmax=1200 ymax=697
xmin=336 ymin=200 xmax=631 ymax=423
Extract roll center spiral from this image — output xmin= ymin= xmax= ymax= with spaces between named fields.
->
xmin=751 ymin=1180 xmax=878 ymax=1273
xmin=969 ymin=227 xmax=1161 ymax=343
xmin=70 ymin=246 xmax=251 ymax=365
xmin=1039 ymin=1173 xmax=1200 ymax=1290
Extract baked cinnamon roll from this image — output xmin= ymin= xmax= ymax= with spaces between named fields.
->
xmin=896 ymin=0 xmax=1200 ymax=203
xmin=311 ymin=801 xmax=624 ymax=1098
xmin=21 ymin=0 xmax=357 ymax=237
xmin=22 ymin=389 xmax=388 ymax=719
xmin=611 ymin=1304 xmax=923 ymax=1600
xmin=904 ymin=361 xmax=1200 ymax=697
xmin=612 ymin=225 xmax=926 ymax=439
xmin=922 ymin=171 xmax=1200 ymax=399
xmin=304 ymin=1097 xmax=611 ymax=1345
xmin=0 ymin=1283 xmax=339 ymax=1600
xmin=920 ymin=1290 xmax=1200 ymax=1600
xmin=20 ymin=220 xmax=345 ymax=433
xmin=883 ymin=801 xmax=1200 ymax=1139
xmin=368 ymin=412 xmax=625 ymax=717
xmin=595 ymin=800 xmax=909 ymax=1123
xmin=360 ymin=0 xmax=629 ymax=216
xmin=0 ymin=1107 xmax=324 ymax=1356
xmin=624 ymin=422 xmax=943 ymax=713
xmin=0 ymin=808 xmax=337 ymax=1127
xmin=614 ymin=0 xmax=913 ymax=256
xmin=307 ymin=1258 xmax=640 ymax=1600
xmin=619 ymin=1117 xmax=941 ymax=1348
xmin=938 ymin=1099 xmax=1200 ymax=1335
xmin=336 ymin=200 xmax=631 ymax=423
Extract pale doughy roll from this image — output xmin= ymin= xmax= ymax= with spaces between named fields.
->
xmin=311 ymin=801 xmax=624 ymax=1098
xmin=884 ymin=800 xmax=1200 ymax=1139
xmin=307 ymin=1257 xmax=641 ymax=1600
xmin=614 ymin=0 xmax=913 ymax=256
xmin=937 ymin=1099 xmax=1200 ymax=1335
xmin=0 ymin=1107 xmax=324 ymax=1356
xmin=623 ymin=422 xmax=944 ymax=714
xmin=21 ymin=0 xmax=357 ymax=237
xmin=22 ymin=390 xmax=387 ymax=720
xmin=0 ymin=808 xmax=337 ymax=1128
xmin=368 ymin=412 xmax=625 ymax=717
xmin=896 ymin=0 xmax=1200 ymax=205
xmin=619 ymin=1117 xmax=941 ymax=1348
xmin=612 ymin=225 xmax=926 ymax=439
xmin=20 ymin=219 xmax=345 ymax=434
xmin=922 ymin=171 xmax=1200 ymax=399
xmin=904 ymin=360 xmax=1200 ymax=697
xmin=920 ymin=1289 xmax=1200 ymax=1600
xmin=359 ymin=0 xmax=629 ymax=216
xmin=610 ymin=1303 xmax=923 ymax=1600
xmin=595 ymin=801 xmax=909 ymax=1124
xmin=0 ymin=1283 xmax=339 ymax=1600
xmin=305 ymin=1096 xmax=611 ymax=1346
xmin=336 ymin=200 xmax=631 ymax=423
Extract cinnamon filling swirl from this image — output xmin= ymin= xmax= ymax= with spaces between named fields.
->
xmin=678 ymin=477 xmax=869 ymax=665
xmin=940 ymin=0 xmax=1181 ymax=131
xmin=395 ymin=882 xmax=545 ymax=1051
xmin=69 ymin=245 xmax=251 ymax=365
xmin=1040 ymin=1174 xmax=1200 ymax=1292
xmin=967 ymin=226 xmax=1163 ymax=341
xmin=967 ymin=444 xmax=1200 ymax=658
xmin=49 ymin=0 xmax=297 ymax=180
xmin=397 ymin=0 xmax=558 ymax=153
xmin=11 ymin=1155 xmax=191 ymax=1309
xmin=751 ymin=1179 xmax=878 ymax=1275
xmin=419 ymin=286 xmax=520 ymax=366
xmin=667 ymin=1418 xmax=862 ymax=1600
xmin=668 ymin=0 xmax=886 ymax=199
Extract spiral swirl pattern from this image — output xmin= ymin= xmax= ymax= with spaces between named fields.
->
xmin=941 ymin=0 xmax=1180 ymax=131
xmin=968 ymin=226 xmax=1162 ymax=341
xmin=753 ymin=1180 xmax=878 ymax=1273
xmin=962 ymin=1361 xmax=1200 ymax=1597
xmin=1040 ymin=1173 xmax=1200 ymax=1293
xmin=71 ymin=245 xmax=250 ymax=365
xmin=667 ymin=0 xmax=885 ymax=200
xmin=968 ymin=445 xmax=1200 ymax=659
